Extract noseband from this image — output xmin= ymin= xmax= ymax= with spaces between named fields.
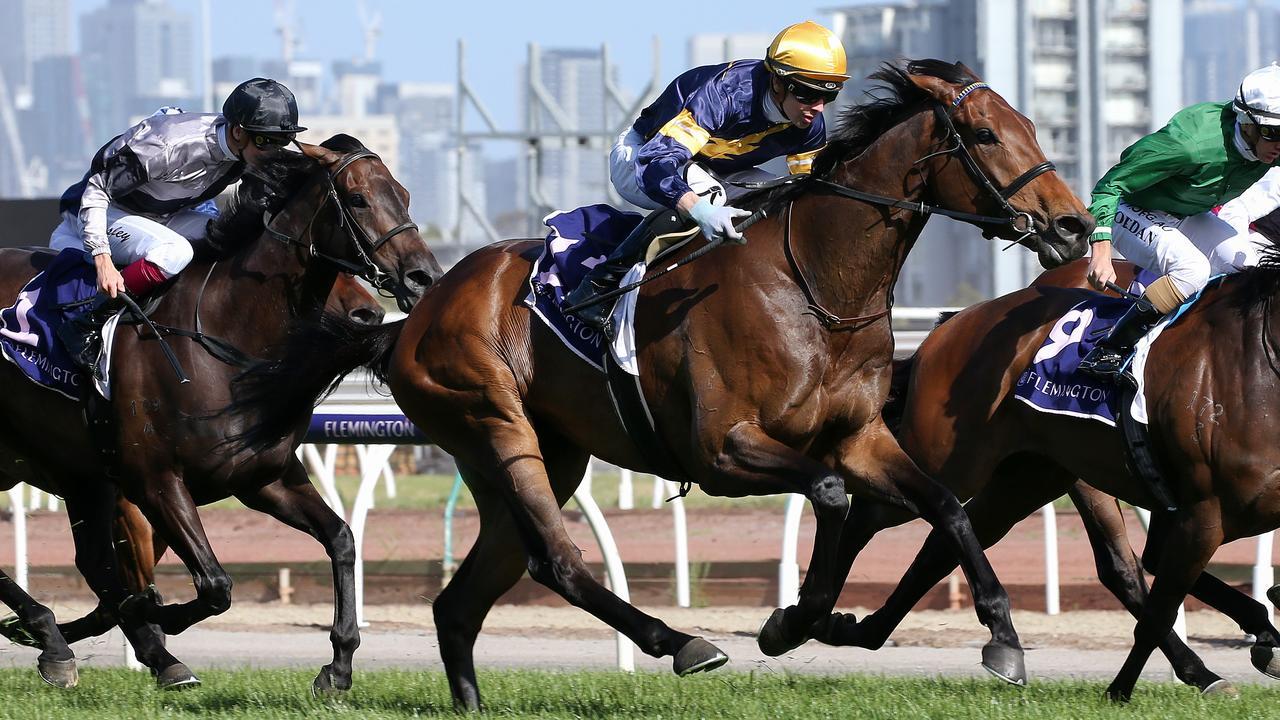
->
xmin=265 ymin=148 xmax=419 ymax=308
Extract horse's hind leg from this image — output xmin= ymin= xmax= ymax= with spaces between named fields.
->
xmin=467 ymin=420 xmax=723 ymax=677
xmin=0 ymin=568 xmax=78 ymax=688
xmin=235 ymin=459 xmax=360 ymax=696
xmin=1069 ymin=482 xmax=1229 ymax=694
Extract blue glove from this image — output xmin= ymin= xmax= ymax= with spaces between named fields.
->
xmin=688 ymin=198 xmax=751 ymax=245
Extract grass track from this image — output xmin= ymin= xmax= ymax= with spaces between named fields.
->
xmin=0 ymin=669 xmax=1270 ymax=719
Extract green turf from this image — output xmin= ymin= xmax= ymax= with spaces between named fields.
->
xmin=0 ymin=668 xmax=1269 ymax=719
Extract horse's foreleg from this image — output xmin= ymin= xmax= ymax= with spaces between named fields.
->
xmin=63 ymin=491 xmax=193 ymax=687
xmin=1139 ymin=509 xmax=1280 ymax=679
xmin=1107 ymin=503 xmax=1222 ymax=702
xmin=478 ymin=421 xmax=725 ymax=676
xmin=833 ymin=448 xmax=1067 ymax=685
xmin=698 ymin=423 xmax=851 ymax=657
xmin=235 ymin=460 xmax=360 ymax=696
xmin=1069 ymin=482 xmax=1228 ymax=693
xmin=122 ymin=473 xmax=233 ymax=636
xmin=434 ymin=465 xmax=531 ymax=713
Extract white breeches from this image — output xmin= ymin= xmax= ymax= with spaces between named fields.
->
xmin=1111 ymin=199 xmax=1270 ymax=298
xmin=48 ymin=204 xmax=215 ymax=276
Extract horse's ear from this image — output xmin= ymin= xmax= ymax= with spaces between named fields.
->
xmin=297 ymin=142 xmax=342 ymax=167
xmin=906 ymin=73 xmax=958 ymax=106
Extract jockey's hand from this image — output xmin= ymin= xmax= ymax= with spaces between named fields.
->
xmin=1086 ymin=240 xmax=1117 ymax=291
xmin=93 ymin=254 xmax=125 ymax=298
xmin=689 ymin=198 xmax=751 ymax=246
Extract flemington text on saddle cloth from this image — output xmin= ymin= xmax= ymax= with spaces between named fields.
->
xmin=1012 ymin=271 xmax=1209 ymax=427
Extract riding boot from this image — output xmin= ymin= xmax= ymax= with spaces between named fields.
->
xmin=58 ymin=293 xmax=126 ymax=371
xmin=1078 ymin=296 xmax=1165 ymax=381
xmin=563 ymin=208 xmax=683 ymax=333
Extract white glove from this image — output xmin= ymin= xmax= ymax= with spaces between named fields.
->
xmin=688 ymin=198 xmax=751 ymax=245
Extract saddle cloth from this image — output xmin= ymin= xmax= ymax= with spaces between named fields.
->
xmin=0 ymin=249 xmax=119 ymax=400
xmin=1013 ymin=270 xmax=1208 ymax=426
xmin=524 ymin=204 xmax=648 ymax=374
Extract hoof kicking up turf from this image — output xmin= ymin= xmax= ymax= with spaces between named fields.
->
xmin=156 ymin=662 xmax=200 ymax=691
xmin=673 ymin=638 xmax=728 ymax=676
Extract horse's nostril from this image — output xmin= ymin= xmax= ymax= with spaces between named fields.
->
xmin=350 ymin=308 xmax=383 ymax=325
xmin=406 ymin=269 xmax=434 ymax=291
xmin=1052 ymin=214 xmax=1089 ymax=239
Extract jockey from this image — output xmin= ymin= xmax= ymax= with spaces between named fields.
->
xmin=564 ymin=20 xmax=847 ymax=331
xmin=1080 ymin=64 xmax=1280 ymax=379
xmin=49 ymin=78 xmax=306 ymax=302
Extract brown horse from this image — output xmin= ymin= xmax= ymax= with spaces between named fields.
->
xmin=799 ymin=248 xmax=1280 ymax=700
xmin=226 ymin=60 xmax=1090 ymax=710
xmin=0 ymin=272 xmax=387 ymax=658
xmin=0 ymin=135 xmax=438 ymax=692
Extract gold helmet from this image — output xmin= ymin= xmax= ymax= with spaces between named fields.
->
xmin=765 ymin=21 xmax=849 ymax=93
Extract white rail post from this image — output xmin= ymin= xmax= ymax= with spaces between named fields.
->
xmin=618 ymin=468 xmax=633 ymax=510
xmin=350 ymin=444 xmax=396 ymax=627
xmin=779 ymin=494 xmax=805 ymax=608
xmin=572 ymin=462 xmax=635 ymax=671
xmin=8 ymin=485 xmax=26 ymax=591
xmin=1255 ymin=531 xmax=1275 ymax=627
xmin=662 ymin=479 xmax=690 ymax=607
xmin=651 ymin=474 xmax=664 ymax=509
xmin=1041 ymin=504 xmax=1060 ymax=615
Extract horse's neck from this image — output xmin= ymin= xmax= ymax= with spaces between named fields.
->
xmin=789 ymin=112 xmax=933 ymax=315
xmin=181 ymin=226 xmax=334 ymax=350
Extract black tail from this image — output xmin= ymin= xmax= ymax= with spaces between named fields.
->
xmin=224 ymin=313 xmax=406 ymax=454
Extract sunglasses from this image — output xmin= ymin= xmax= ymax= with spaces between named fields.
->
xmin=1257 ymin=124 xmax=1280 ymax=142
xmin=787 ymin=82 xmax=839 ymax=106
xmin=251 ymin=133 xmax=293 ymax=149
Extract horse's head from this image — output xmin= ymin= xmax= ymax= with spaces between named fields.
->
xmin=325 ymin=273 xmax=386 ymax=325
xmin=295 ymin=135 xmax=444 ymax=311
xmin=900 ymin=61 xmax=1093 ymax=268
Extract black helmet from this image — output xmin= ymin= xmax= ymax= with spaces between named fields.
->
xmin=221 ymin=78 xmax=306 ymax=134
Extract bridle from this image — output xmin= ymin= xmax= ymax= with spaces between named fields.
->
xmin=264 ymin=148 xmax=419 ymax=311
xmin=786 ymin=81 xmax=1057 ymax=331
xmin=808 ymin=82 xmax=1057 ymax=243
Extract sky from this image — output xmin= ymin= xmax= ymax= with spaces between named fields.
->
xmin=70 ymin=0 xmax=869 ymax=128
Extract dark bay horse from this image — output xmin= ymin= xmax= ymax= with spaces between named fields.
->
xmin=227 ymin=60 xmax=1090 ymax=710
xmin=0 ymin=135 xmax=438 ymax=692
xmin=803 ymin=250 xmax=1280 ymax=700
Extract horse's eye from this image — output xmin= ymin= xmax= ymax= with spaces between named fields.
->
xmin=975 ymin=128 xmax=998 ymax=145
xmin=348 ymin=193 xmax=368 ymax=208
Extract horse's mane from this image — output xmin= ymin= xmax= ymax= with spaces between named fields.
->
xmin=201 ymin=134 xmax=372 ymax=260
xmin=1231 ymin=243 xmax=1280 ymax=311
xmin=739 ymin=59 xmax=979 ymax=216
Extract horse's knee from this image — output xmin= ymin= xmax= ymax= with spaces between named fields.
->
xmin=194 ymin=573 xmax=233 ymax=615
xmin=330 ymin=524 xmax=356 ymax=567
xmin=526 ymin=552 xmax=588 ymax=602
xmin=809 ymin=474 xmax=849 ymax=516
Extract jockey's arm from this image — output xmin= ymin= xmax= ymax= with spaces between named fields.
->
xmin=1087 ymin=128 xmax=1191 ymax=245
xmin=79 ymin=145 xmax=150 ymax=259
xmin=1216 ymin=165 xmax=1280 ymax=237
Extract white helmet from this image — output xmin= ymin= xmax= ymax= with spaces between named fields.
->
xmin=1234 ymin=64 xmax=1280 ymax=127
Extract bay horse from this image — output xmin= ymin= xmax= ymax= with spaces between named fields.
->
xmin=226 ymin=60 xmax=1090 ymax=711
xmin=798 ymin=249 xmax=1280 ymax=700
xmin=0 ymin=271 xmax=387 ymax=664
xmin=0 ymin=135 xmax=438 ymax=692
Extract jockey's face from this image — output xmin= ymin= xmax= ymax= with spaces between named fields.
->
xmin=770 ymin=76 xmax=831 ymax=129
xmin=229 ymin=126 xmax=292 ymax=169
xmin=1243 ymin=123 xmax=1280 ymax=164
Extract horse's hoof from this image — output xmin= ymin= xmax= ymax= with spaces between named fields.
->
xmin=311 ymin=666 xmax=351 ymax=698
xmin=673 ymin=637 xmax=728 ymax=676
xmin=981 ymin=642 xmax=1027 ymax=686
xmin=1201 ymin=679 xmax=1239 ymax=698
xmin=756 ymin=608 xmax=805 ymax=657
xmin=155 ymin=662 xmax=200 ymax=691
xmin=37 ymin=658 xmax=78 ymax=689
xmin=0 ymin=615 xmax=39 ymax=648
xmin=1250 ymin=644 xmax=1280 ymax=679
